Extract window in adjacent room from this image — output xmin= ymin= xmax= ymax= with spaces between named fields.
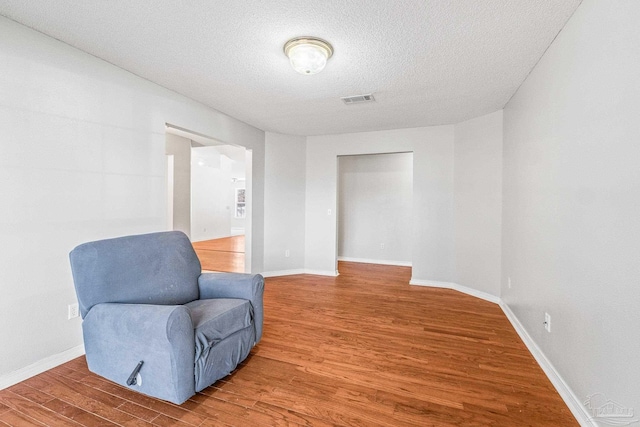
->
xmin=235 ymin=188 xmax=246 ymax=218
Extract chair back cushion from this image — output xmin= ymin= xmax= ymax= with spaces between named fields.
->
xmin=70 ymin=231 xmax=201 ymax=317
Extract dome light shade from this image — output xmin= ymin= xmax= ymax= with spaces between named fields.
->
xmin=284 ymin=37 xmax=333 ymax=75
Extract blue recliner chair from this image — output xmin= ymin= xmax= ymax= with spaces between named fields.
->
xmin=69 ymin=231 xmax=264 ymax=404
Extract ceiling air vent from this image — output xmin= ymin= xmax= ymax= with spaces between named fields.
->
xmin=341 ymin=94 xmax=375 ymax=105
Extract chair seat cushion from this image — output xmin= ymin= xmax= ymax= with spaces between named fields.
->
xmin=185 ymin=298 xmax=253 ymax=361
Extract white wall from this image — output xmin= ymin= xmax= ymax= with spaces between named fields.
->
xmin=305 ymin=127 xmax=454 ymax=279
xmin=0 ymin=16 xmax=264 ymax=382
xmin=502 ymin=0 xmax=640 ymax=416
xmin=453 ymin=111 xmax=503 ymax=296
xmin=165 ymin=133 xmax=191 ymax=237
xmin=338 ymin=153 xmax=413 ymax=265
xmin=263 ymin=132 xmax=306 ymax=274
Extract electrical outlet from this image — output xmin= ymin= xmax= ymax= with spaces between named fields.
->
xmin=380 ymin=243 xmax=385 ymax=250
xmin=544 ymin=312 xmax=551 ymax=332
xmin=508 ymin=277 xmax=511 ymax=289
xmin=327 ymin=209 xmax=332 ymax=215
xmin=68 ymin=303 xmax=79 ymax=320
xmin=285 ymin=249 xmax=290 ymax=257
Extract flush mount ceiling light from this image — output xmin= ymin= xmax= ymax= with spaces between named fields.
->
xmin=284 ymin=37 xmax=333 ymax=75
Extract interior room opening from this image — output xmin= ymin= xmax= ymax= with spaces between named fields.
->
xmin=337 ymin=152 xmax=413 ymax=269
xmin=165 ymin=125 xmax=251 ymax=273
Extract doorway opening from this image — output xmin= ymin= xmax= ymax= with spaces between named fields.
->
xmin=336 ymin=152 xmax=413 ymax=270
xmin=165 ymin=124 xmax=252 ymax=273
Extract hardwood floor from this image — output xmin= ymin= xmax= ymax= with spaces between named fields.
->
xmin=0 ymin=262 xmax=578 ymax=426
xmin=192 ymin=236 xmax=244 ymax=273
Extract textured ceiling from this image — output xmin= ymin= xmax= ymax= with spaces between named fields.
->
xmin=0 ymin=1 xmax=581 ymax=136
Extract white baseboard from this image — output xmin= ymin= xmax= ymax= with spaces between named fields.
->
xmin=303 ymin=269 xmax=339 ymax=277
xmin=409 ymin=278 xmax=501 ymax=304
xmin=0 ymin=344 xmax=85 ymax=390
xmin=230 ymin=227 xmax=245 ymax=236
xmin=261 ymin=269 xmax=306 ymax=278
xmin=262 ymin=269 xmax=339 ymax=278
xmin=338 ymin=257 xmax=412 ymax=267
xmin=499 ymin=302 xmax=594 ymax=426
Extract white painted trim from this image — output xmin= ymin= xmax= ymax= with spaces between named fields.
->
xmin=304 ymin=269 xmax=340 ymax=277
xmin=499 ymin=302 xmax=595 ymax=426
xmin=206 ymin=269 xmax=339 ymax=278
xmin=409 ymin=278 xmax=501 ymax=304
xmin=261 ymin=269 xmax=306 ymax=278
xmin=262 ymin=269 xmax=339 ymax=278
xmin=0 ymin=344 xmax=85 ymax=390
xmin=230 ymin=227 xmax=245 ymax=236
xmin=338 ymin=257 xmax=412 ymax=267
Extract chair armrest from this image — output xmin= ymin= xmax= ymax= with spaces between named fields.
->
xmin=82 ymin=303 xmax=195 ymax=404
xmin=198 ymin=273 xmax=264 ymax=343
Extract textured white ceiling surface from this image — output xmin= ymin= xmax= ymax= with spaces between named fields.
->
xmin=0 ymin=1 xmax=581 ymax=136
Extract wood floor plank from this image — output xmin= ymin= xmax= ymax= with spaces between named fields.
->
xmin=196 ymin=250 xmax=244 ymax=273
xmin=0 ymin=390 xmax=80 ymax=427
xmin=192 ymin=235 xmax=244 ymax=253
xmin=1 ymin=261 xmax=578 ymax=426
xmin=73 ymin=374 xmax=207 ymax=426
xmin=116 ymin=400 xmax=160 ymax=423
xmin=33 ymin=372 xmax=140 ymax=425
xmin=0 ymin=409 xmax=46 ymax=426
xmin=46 ymin=370 xmax=125 ymax=409
xmin=193 ymin=235 xmax=245 ymax=272
xmin=43 ymin=399 xmax=117 ymax=427
xmin=4 ymin=383 xmax=54 ymax=407
xmin=251 ymin=400 xmax=337 ymax=427
xmin=150 ymin=413 xmax=195 ymax=426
